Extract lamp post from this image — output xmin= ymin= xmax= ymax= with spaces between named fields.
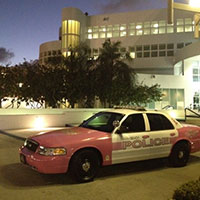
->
xmin=168 ymin=0 xmax=200 ymax=38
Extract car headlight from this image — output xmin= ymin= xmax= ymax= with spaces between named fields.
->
xmin=38 ymin=146 xmax=67 ymax=156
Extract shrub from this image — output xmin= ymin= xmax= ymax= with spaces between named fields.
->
xmin=172 ymin=177 xmax=200 ymax=200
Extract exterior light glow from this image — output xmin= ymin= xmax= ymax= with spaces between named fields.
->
xmin=34 ymin=117 xmax=45 ymax=129
xmin=189 ymin=0 xmax=200 ymax=8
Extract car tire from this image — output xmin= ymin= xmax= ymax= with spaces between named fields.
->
xmin=70 ymin=149 xmax=100 ymax=183
xmin=169 ymin=142 xmax=190 ymax=167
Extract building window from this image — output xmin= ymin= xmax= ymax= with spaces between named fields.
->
xmin=159 ymin=44 xmax=166 ymax=50
xmin=99 ymin=26 xmax=106 ymax=32
xmin=113 ymin=31 xmax=119 ymax=37
xmin=120 ymin=31 xmax=127 ymax=37
xmin=107 ymin=32 xmax=112 ymax=38
xmin=167 ymin=43 xmax=174 ymax=49
xmin=167 ymin=26 xmax=174 ymax=33
xmin=151 ymin=44 xmax=158 ymax=50
xmin=129 ymin=30 xmax=135 ymax=36
xmin=100 ymin=32 xmax=106 ymax=38
xmin=144 ymin=45 xmax=150 ymax=51
xmin=144 ymin=29 xmax=150 ymax=35
xmin=193 ymin=62 xmax=200 ymax=82
xmin=120 ymin=24 xmax=126 ymax=31
xmin=177 ymin=43 xmax=184 ymax=49
xmin=113 ymin=25 xmax=120 ymax=31
xmin=144 ymin=52 xmax=150 ymax=57
xmin=151 ymin=51 xmax=158 ymax=57
xmin=159 ymin=51 xmax=166 ymax=57
xmin=177 ymin=27 xmax=184 ymax=32
xmin=167 ymin=51 xmax=174 ymax=56
xmin=88 ymin=34 xmax=92 ymax=39
xmin=185 ymin=25 xmax=192 ymax=32
xmin=93 ymin=33 xmax=98 ymax=39
xmin=107 ymin=25 xmax=112 ymax=32
xmin=159 ymin=27 xmax=165 ymax=34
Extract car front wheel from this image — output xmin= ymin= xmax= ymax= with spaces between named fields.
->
xmin=70 ymin=149 xmax=100 ymax=183
xmin=169 ymin=142 xmax=190 ymax=167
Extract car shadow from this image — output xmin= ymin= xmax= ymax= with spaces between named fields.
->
xmin=0 ymin=163 xmax=73 ymax=187
xmin=1 ymin=155 xmax=200 ymax=187
xmin=98 ymin=154 xmax=200 ymax=179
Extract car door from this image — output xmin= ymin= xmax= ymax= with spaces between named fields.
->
xmin=145 ymin=113 xmax=178 ymax=158
xmin=112 ymin=113 xmax=152 ymax=164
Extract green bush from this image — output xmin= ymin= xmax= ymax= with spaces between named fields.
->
xmin=173 ymin=177 xmax=200 ymax=200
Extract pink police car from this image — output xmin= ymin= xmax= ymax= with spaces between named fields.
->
xmin=19 ymin=108 xmax=200 ymax=182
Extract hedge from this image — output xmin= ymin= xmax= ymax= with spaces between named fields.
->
xmin=172 ymin=177 xmax=200 ymax=200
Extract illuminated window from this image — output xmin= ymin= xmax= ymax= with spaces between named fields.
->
xmin=136 ymin=23 xmax=143 ymax=29
xmin=129 ymin=30 xmax=135 ymax=36
xmin=99 ymin=26 xmax=106 ymax=32
xmin=93 ymin=33 xmax=98 ymax=39
xmin=167 ymin=26 xmax=174 ymax=33
xmin=159 ymin=20 xmax=166 ymax=26
xmin=62 ymin=20 xmax=80 ymax=54
xmin=185 ymin=25 xmax=192 ymax=32
xmin=151 ymin=28 xmax=158 ymax=34
xmin=107 ymin=25 xmax=112 ymax=31
xmin=120 ymin=24 xmax=126 ymax=31
xmin=136 ymin=30 xmax=143 ymax=35
xmin=144 ymin=29 xmax=150 ymax=35
xmin=129 ymin=23 xmax=135 ymax=29
xmin=67 ymin=20 xmax=80 ymax=34
xmin=177 ymin=19 xmax=184 ymax=25
xmin=93 ymin=26 xmax=98 ymax=32
xmin=193 ymin=62 xmax=200 ymax=82
xmin=113 ymin=25 xmax=119 ymax=31
xmin=113 ymin=31 xmax=119 ymax=37
xmin=177 ymin=27 xmax=184 ymax=32
xmin=185 ymin=18 xmax=192 ymax=25
xmin=120 ymin=31 xmax=127 ymax=37
xmin=107 ymin=32 xmax=112 ymax=38
xmin=159 ymin=27 xmax=165 ymax=34
xmin=88 ymin=34 xmax=92 ymax=39
xmin=151 ymin=21 xmax=158 ymax=28
xmin=100 ymin=32 xmax=106 ymax=38
xmin=88 ymin=27 xmax=92 ymax=33
xmin=144 ymin=22 xmax=150 ymax=28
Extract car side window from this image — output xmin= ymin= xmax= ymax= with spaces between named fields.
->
xmin=147 ymin=113 xmax=174 ymax=131
xmin=121 ymin=114 xmax=145 ymax=133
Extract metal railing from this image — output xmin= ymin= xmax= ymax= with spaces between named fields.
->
xmin=184 ymin=108 xmax=200 ymax=121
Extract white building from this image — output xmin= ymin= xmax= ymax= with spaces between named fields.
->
xmin=39 ymin=7 xmax=200 ymax=110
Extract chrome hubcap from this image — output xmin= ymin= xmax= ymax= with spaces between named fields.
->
xmin=82 ymin=160 xmax=91 ymax=172
xmin=178 ymin=151 xmax=184 ymax=159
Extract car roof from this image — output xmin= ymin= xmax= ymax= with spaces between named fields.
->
xmin=106 ymin=108 xmax=172 ymax=116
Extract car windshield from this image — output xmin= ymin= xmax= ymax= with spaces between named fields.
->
xmin=79 ymin=112 xmax=124 ymax=133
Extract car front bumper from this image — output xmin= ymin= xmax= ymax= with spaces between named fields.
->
xmin=19 ymin=147 xmax=70 ymax=174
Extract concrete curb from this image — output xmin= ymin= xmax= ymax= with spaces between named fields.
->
xmin=0 ymin=130 xmax=25 ymax=141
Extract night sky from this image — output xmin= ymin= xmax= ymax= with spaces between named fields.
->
xmin=0 ymin=0 xmax=188 ymax=65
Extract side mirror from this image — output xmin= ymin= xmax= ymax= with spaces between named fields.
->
xmin=113 ymin=120 xmax=120 ymax=128
xmin=116 ymin=125 xmax=129 ymax=134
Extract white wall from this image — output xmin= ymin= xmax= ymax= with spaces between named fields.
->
xmin=0 ymin=109 xmax=105 ymax=130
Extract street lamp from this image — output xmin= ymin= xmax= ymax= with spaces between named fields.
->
xmin=168 ymin=0 xmax=200 ymax=38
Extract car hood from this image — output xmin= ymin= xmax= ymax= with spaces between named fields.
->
xmin=30 ymin=127 xmax=110 ymax=147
